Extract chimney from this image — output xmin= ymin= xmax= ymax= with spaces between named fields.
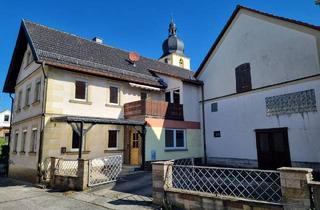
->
xmin=92 ymin=37 xmax=103 ymax=44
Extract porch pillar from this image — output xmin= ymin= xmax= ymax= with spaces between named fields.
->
xmin=78 ymin=122 xmax=84 ymax=159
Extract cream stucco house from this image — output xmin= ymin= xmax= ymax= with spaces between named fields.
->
xmin=3 ymin=20 xmax=203 ymax=182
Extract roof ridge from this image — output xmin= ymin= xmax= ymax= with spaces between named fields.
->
xmin=23 ymin=20 xmax=191 ymax=73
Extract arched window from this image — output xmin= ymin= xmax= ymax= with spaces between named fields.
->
xmin=179 ymin=58 xmax=184 ymax=67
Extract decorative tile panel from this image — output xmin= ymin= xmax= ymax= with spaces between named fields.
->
xmin=266 ymin=89 xmax=317 ymax=116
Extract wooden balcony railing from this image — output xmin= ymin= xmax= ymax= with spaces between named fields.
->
xmin=124 ymin=100 xmax=184 ymax=120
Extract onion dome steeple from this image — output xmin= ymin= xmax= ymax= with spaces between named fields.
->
xmin=161 ymin=19 xmax=185 ymax=57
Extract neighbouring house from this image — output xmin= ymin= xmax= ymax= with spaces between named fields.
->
xmin=0 ymin=110 xmax=10 ymax=141
xmin=196 ymin=5 xmax=320 ymax=171
xmin=3 ymin=19 xmax=203 ymax=182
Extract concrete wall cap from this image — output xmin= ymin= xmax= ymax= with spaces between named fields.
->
xmin=278 ymin=167 xmax=313 ymax=173
xmin=152 ymin=160 xmax=174 ymax=165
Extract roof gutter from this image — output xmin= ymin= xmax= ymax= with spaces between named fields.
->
xmin=201 ymin=84 xmax=207 ymax=165
xmin=37 ymin=61 xmax=47 ymax=183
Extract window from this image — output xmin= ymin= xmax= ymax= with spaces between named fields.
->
xmin=109 ymin=86 xmax=119 ymax=104
xmin=13 ymin=132 xmax=18 ymax=152
xmin=25 ymin=85 xmax=31 ymax=107
xmin=173 ymin=89 xmax=180 ymax=104
xmin=132 ymin=132 xmax=139 ymax=148
xmin=235 ymin=63 xmax=252 ymax=93
xmin=211 ymin=103 xmax=218 ymax=112
xmin=16 ymin=91 xmax=22 ymax=112
xmin=75 ymin=80 xmax=87 ymax=100
xmin=140 ymin=92 xmax=147 ymax=100
xmin=30 ymin=128 xmax=38 ymax=152
xmin=164 ymin=58 xmax=169 ymax=64
xmin=213 ymin=131 xmax=221 ymax=138
xmin=71 ymin=130 xmax=86 ymax=150
xmin=21 ymin=130 xmax=27 ymax=152
xmin=34 ymin=80 xmax=41 ymax=102
xmin=4 ymin=115 xmax=9 ymax=122
xmin=108 ymin=130 xmax=118 ymax=149
xmin=165 ymin=129 xmax=186 ymax=149
xmin=179 ymin=58 xmax=184 ymax=68
xmin=165 ymin=91 xmax=171 ymax=103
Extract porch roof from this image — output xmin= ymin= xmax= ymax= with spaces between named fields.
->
xmin=50 ymin=115 xmax=145 ymax=126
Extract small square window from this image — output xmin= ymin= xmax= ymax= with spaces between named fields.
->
xmin=211 ymin=103 xmax=218 ymax=112
xmin=4 ymin=115 xmax=9 ymax=122
xmin=213 ymin=131 xmax=221 ymax=138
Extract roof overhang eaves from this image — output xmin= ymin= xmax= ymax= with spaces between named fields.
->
xmin=51 ymin=115 xmax=145 ymax=126
xmin=43 ymin=60 xmax=165 ymax=89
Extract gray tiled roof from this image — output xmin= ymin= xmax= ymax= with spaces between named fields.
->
xmin=24 ymin=21 xmax=196 ymax=87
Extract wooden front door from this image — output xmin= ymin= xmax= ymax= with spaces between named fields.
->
xmin=130 ymin=131 xmax=140 ymax=165
xmin=256 ymin=128 xmax=291 ymax=170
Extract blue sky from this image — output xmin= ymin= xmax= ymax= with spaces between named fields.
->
xmin=0 ymin=0 xmax=318 ymax=110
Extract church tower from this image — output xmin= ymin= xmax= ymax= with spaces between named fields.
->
xmin=159 ymin=19 xmax=191 ymax=70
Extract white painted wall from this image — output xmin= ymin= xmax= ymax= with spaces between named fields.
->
xmin=204 ymin=78 xmax=320 ymax=164
xmin=183 ymin=83 xmax=200 ymax=122
xmin=199 ymin=11 xmax=320 ymax=100
xmin=0 ymin=110 xmax=11 ymax=128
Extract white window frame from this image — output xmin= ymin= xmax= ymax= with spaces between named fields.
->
xmin=107 ymin=85 xmax=120 ymax=105
xmin=30 ymin=128 xmax=38 ymax=153
xmin=107 ymin=129 xmax=119 ymax=150
xmin=74 ymin=79 xmax=88 ymax=101
xmin=165 ymin=129 xmax=186 ymax=150
xmin=165 ymin=88 xmax=180 ymax=104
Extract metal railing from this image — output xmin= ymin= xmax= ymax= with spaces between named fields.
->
xmin=166 ymin=164 xmax=282 ymax=203
xmin=173 ymin=157 xmax=194 ymax=166
xmin=88 ymin=155 xmax=122 ymax=186
xmin=55 ymin=159 xmax=78 ymax=177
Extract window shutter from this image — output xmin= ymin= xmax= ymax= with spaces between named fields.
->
xmin=236 ymin=63 xmax=252 ymax=93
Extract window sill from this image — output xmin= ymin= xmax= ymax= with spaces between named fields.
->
xmin=15 ymin=109 xmax=21 ymax=113
xmin=63 ymin=150 xmax=90 ymax=155
xmin=164 ymin=148 xmax=188 ymax=152
xmin=12 ymin=151 xmax=17 ymax=155
xmin=69 ymin=99 xmax=92 ymax=105
xmin=32 ymin=100 xmax=40 ymax=106
xmin=105 ymin=103 xmax=121 ymax=108
xmin=104 ymin=149 xmax=124 ymax=153
xmin=19 ymin=151 xmax=26 ymax=155
xmin=28 ymin=151 xmax=37 ymax=156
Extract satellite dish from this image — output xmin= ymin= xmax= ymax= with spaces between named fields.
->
xmin=129 ymin=52 xmax=140 ymax=63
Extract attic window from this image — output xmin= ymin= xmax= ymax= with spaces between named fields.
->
xmin=235 ymin=63 xmax=252 ymax=93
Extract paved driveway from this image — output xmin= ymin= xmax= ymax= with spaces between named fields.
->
xmin=0 ymin=178 xmax=108 ymax=210
xmin=0 ymin=171 xmax=157 ymax=210
xmin=68 ymin=171 xmax=159 ymax=210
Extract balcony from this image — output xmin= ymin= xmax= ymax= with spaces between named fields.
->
xmin=124 ymin=100 xmax=184 ymax=120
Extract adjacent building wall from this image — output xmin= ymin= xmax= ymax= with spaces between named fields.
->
xmin=198 ymin=11 xmax=320 ymax=169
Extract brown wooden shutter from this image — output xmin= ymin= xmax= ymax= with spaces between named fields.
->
xmin=235 ymin=63 xmax=252 ymax=93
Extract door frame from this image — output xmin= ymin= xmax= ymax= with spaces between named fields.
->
xmin=255 ymin=127 xmax=291 ymax=169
